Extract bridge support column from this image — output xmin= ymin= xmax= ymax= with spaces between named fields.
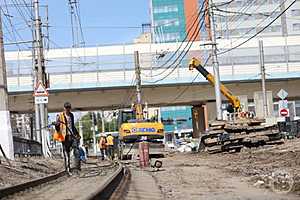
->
xmin=0 ymin=11 xmax=14 ymax=160
xmin=0 ymin=111 xmax=14 ymax=160
xmin=192 ymin=104 xmax=208 ymax=138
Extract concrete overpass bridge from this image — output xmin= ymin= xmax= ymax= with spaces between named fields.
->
xmin=5 ymin=35 xmax=300 ymax=119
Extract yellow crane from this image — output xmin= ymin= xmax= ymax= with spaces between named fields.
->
xmin=188 ymin=57 xmax=241 ymax=112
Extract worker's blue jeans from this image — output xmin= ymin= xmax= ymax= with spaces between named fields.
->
xmin=107 ymin=145 xmax=114 ymax=160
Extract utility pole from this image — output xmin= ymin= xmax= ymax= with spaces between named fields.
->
xmin=0 ymin=10 xmax=14 ymax=160
xmin=91 ymin=112 xmax=96 ymax=154
xmin=209 ymin=0 xmax=222 ymax=120
xmin=134 ymin=52 xmax=149 ymax=168
xmin=79 ymin=118 xmax=83 ymax=146
xmin=259 ymin=40 xmax=268 ymax=117
xmin=33 ymin=0 xmax=49 ymax=157
xmin=134 ymin=51 xmax=143 ymax=121
xmin=101 ymin=110 xmax=105 ymax=133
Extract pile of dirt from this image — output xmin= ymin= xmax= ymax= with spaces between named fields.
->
xmin=217 ymin=138 xmax=300 ymax=195
xmin=152 ymin=138 xmax=300 ymax=199
xmin=0 ymin=157 xmax=63 ymax=188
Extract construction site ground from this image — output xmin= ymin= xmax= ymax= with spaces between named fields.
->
xmin=1 ymin=139 xmax=300 ymax=199
xmin=0 ymin=157 xmax=64 ymax=188
xmin=152 ymin=138 xmax=300 ymax=200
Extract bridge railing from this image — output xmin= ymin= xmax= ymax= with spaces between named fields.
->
xmin=5 ymin=36 xmax=300 ymax=92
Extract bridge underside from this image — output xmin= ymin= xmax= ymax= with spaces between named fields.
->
xmin=8 ymin=79 xmax=300 ymax=114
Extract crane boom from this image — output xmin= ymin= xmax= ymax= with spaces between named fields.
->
xmin=189 ymin=57 xmax=240 ymax=110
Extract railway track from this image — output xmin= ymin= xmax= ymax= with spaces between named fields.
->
xmin=0 ymin=159 xmax=163 ymax=200
xmin=0 ymin=161 xmax=124 ymax=200
xmin=0 ymin=171 xmax=65 ymax=199
xmin=109 ymin=163 xmax=164 ymax=200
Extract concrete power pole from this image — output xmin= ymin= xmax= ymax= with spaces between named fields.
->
xmin=92 ymin=112 xmax=97 ymax=154
xmin=259 ymin=40 xmax=268 ymax=117
xmin=101 ymin=111 xmax=105 ymax=134
xmin=79 ymin=118 xmax=83 ymax=146
xmin=0 ymin=10 xmax=14 ymax=160
xmin=134 ymin=51 xmax=143 ymax=121
xmin=33 ymin=0 xmax=49 ymax=157
xmin=209 ymin=0 xmax=222 ymax=120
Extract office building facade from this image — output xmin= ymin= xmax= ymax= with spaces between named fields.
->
xmin=150 ymin=0 xmax=300 ymax=42
xmin=150 ymin=0 xmax=201 ymax=42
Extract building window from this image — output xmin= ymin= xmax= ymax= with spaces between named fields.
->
xmin=153 ymin=5 xmax=178 ymax=14
xmin=164 ymin=33 xmax=180 ymax=41
xmin=154 ymin=19 xmax=179 ymax=27
xmin=295 ymin=101 xmax=300 ymax=116
xmin=257 ymin=25 xmax=281 ymax=33
xmin=293 ymin=23 xmax=300 ymax=31
xmin=273 ymin=103 xmax=279 ymax=117
xmin=291 ymin=9 xmax=300 ymax=17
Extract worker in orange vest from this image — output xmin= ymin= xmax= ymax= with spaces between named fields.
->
xmin=53 ymin=102 xmax=81 ymax=173
xmin=98 ymin=135 xmax=107 ymax=161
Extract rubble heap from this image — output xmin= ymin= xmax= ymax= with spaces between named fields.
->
xmin=201 ymin=119 xmax=284 ymax=153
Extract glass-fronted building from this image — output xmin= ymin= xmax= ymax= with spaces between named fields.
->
xmin=160 ymin=106 xmax=193 ymax=133
xmin=150 ymin=0 xmax=300 ymax=42
xmin=214 ymin=0 xmax=300 ymax=38
xmin=150 ymin=0 xmax=201 ymax=42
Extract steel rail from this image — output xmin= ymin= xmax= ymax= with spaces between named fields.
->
xmin=0 ymin=162 xmax=127 ymax=200
xmin=0 ymin=171 xmax=65 ymax=198
xmin=86 ymin=163 xmax=127 ymax=200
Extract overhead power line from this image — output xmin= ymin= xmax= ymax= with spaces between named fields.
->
xmin=218 ymin=0 xmax=297 ymax=55
xmin=143 ymin=0 xmax=207 ymax=78
xmin=171 ymin=55 xmax=211 ymax=103
xmin=1 ymin=0 xmax=32 ymax=50
xmin=145 ymin=7 xmax=206 ymax=84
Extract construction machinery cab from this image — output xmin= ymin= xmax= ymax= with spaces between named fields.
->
xmin=117 ymin=110 xmax=135 ymax=127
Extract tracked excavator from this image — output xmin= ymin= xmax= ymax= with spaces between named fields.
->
xmin=117 ymin=104 xmax=165 ymax=159
xmin=117 ymin=51 xmax=165 ymax=160
xmin=189 ymin=57 xmax=283 ymax=153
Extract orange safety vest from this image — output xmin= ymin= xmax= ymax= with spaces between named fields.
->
xmin=53 ymin=112 xmax=68 ymax=142
xmin=98 ymin=137 xmax=107 ymax=149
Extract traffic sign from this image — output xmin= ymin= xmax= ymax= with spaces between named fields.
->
xmin=280 ymin=108 xmax=289 ymax=117
xmin=279 ymin=100 xmax=288 ymax=109
xmin=277 ymin=89 xmax=288 ymax=100
xmin=35 ymin=96 xmax=48 ymax=104
xmin=34 ymin=81 xmax=48 ymax=97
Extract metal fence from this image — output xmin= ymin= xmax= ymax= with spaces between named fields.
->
xmin=5 ymin=36 xmax=300 ymax=92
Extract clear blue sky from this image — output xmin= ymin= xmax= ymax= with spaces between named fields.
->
xmin=47 ymin=0 xmax=150 ymax=47
xmin=2 ymin=0 xmax=150 ymax=50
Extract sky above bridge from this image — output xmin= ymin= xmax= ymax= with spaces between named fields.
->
xmin=2 ymin=0 xmax=150 ymax=50
xmin=48 ymin=0 xmax=150 ymax=46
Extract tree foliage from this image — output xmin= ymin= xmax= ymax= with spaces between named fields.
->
xmin=75 ymin=112 xmax=118 ymax=145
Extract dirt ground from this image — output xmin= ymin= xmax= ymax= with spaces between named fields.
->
xmin=0 ymin=157 xmax=64 ymax=188
xmin=152 ymin=138 xmax=300 ymax=200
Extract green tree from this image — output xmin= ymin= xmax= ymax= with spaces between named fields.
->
xmin=75 ymin=112 xmax=93 ymax=143
xmin=75 ymin=112 xmax=119 ymax=145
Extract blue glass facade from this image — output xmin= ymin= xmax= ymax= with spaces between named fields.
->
xmin=160 ymin=106 xmax=193 ymax=132
xmin=151 ymin=0 xmax=205 ymax=42
xmin=151 ymin=0 xmax=187 ymax=42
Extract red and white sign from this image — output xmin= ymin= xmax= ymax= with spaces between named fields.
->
xmin=34 ymin=81 xmax=48 ymax=97
xmin=280 ymin=108 xmax=289 ymax=117
xmin=34 ymin=81 xmax=49 ymax=104
xmin=278 ymin=99 xmax=289 ymax=117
